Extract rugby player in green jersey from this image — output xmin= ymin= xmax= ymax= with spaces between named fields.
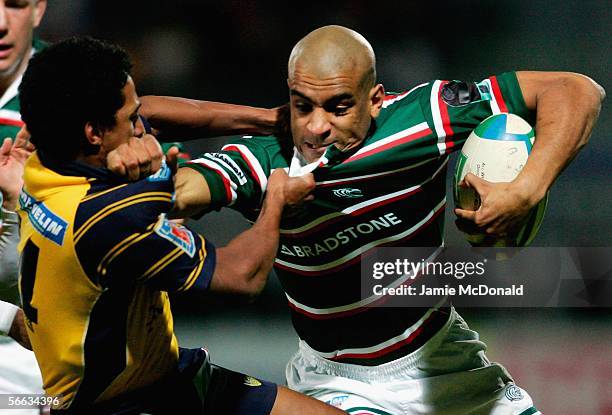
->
xmin=16 ymin=36 xmax=344 ymax=415
xmin=140 ymin=25 xmax=605 ymax=414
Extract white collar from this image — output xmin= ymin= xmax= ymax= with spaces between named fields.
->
xmin=288 ymin=147 xmax=329 ymax=177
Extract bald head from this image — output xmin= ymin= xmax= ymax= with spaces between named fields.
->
xmin=288 ymin=25 xmax=376 ymax=91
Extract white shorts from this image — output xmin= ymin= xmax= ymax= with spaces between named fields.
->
xmin=286 ymin=309 xmax=541 ymax=415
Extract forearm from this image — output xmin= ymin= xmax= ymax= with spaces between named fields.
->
xmin=212 ymin=195 xmax=283 ymax=296
xmin=140 ymin=96 xmax=277 ymax=140
xmin=0 ymin=209 xmax=20 ymax=297
xmin=171 ymin=167 xmax=212 ymax=218
xmin=515 ymin=71 xmax=605 ymax=204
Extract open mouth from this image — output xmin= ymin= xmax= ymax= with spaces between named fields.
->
xmin=0 ymin=44 xmax=13 ymax=55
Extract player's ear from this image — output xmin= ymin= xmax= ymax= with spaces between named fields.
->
xmin=369 ymin=83 xmax=385 ymax=119
xmin=32 ymin=0 xmax=47 ymax=28
xmin=84 ymin=122 xmax=103 ymax=146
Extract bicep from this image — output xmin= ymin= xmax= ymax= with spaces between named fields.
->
xmin=516 ymin=71 xmax=604 ymax=111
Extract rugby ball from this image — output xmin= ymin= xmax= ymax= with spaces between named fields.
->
xmin=453 ymin=113 xmax=548 ymax=247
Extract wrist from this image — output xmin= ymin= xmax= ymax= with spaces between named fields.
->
xmin=511 ymin=173 xmax=548 ymax=208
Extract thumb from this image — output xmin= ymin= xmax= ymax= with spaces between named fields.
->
xmin=165 ymin=146 xmax=180 ymax=174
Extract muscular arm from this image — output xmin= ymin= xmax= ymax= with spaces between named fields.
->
xmin=209 ymin=170 xmax=314 ymax=297
xmin=139 ymin=96 xmax=279 ymax=140
xmin=456 ymin=71 xmax=605 ymax=235
xmin=514 ymin=71 xmax=605 ymax=204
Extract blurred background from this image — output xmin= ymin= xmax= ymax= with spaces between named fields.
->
xmin=39 ymin=1 xmax=610 ymax=413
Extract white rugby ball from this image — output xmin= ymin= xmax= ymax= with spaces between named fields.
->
xmin=453 ymin=113 xmax=548 ymax=247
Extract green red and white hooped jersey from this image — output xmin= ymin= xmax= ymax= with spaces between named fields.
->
xmin=186 ymin=72 xmax=532 ymax=365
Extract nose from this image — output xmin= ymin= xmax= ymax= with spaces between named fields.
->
xmin=306 ymin=108 xmax=331 ymax=138
xmin=134 ymin=116 xmax=145 ymax=138
xmin=0 ymin=5 xmax=8 ymax=35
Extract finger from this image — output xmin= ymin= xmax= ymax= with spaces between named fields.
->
xmin=165 ymin=146 xmax=180 ymax=174
xmin=0 ymin=137 xmax=12 ymax=157
xmin=454 ymin=208 xmax=478 ymax=222
xmin=142 ymin=134 xmax=163 ymax=174
xmin=119 ymin=146 xmax=140 ymax=181
xmin=14 ymin=127 xmax=31 ymax=149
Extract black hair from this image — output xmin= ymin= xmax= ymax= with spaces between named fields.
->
xmin=19 ymin=36 xmax=133 ymax=162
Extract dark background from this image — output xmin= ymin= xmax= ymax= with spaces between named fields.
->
xmin=39 ymin=2 xmax=611 ymax=413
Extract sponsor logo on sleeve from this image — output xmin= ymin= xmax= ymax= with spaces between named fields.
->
xmin=207 ymin=153 xmax=247 ymax=185
xmin=19 ymin=191 xmax=68 ymax=246
xmin=154 ymin=215 xmax=196 ymax=257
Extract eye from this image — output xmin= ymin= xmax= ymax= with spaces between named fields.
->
xmin=294 ymin=101 xmax=312 ymax=115
xmin=5 ymin=0 xmax=30 ymax=9
xmin=334 ymin=105 xmax=350 ymax=116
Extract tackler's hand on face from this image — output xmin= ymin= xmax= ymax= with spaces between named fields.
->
xmin=266 ymin=169 xmax=315 ymax=209
xmin=454 ymin=173 xmax=538 ymax=237
xmin=0 ymin=127 xmax=34 ymax=211
xmin=106 ymin=134 xmax=164 ymax=181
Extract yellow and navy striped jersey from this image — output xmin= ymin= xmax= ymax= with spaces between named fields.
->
xmin=17 ymin=152 xmax=215 ymax=410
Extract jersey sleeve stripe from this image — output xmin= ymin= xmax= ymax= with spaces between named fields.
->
xmin=140 ymin=247 xmax=184 ymax=281
xmin=176 ymin=248 xmax=205 ymax=292
xmin=188 ymin=158 xmax=237 ymax=205
xmin=81 ymin=184 xmax=129 ymax=203
xmin=488 ymin=75 xmax=509 ymax=113
xmin=222 ymin=143 xmax=268 ymax=193
xmin=437 ymin=83 xmax=456 ymax=154
xmin=482 ymin=78 xmax=501 ymax=115
xmin=73 ymin=193 xmax=173 ymax=244
xmin=96 ymin=228 xmax=156 ymax=277
xmin=430 ymin=80 xmax=455 ymax=155
xmin=429 ymin=80 xmax=447 ymax=155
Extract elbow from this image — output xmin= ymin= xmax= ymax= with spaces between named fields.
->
xmin=233 ymin=259 xmax=270 ymax=299
xmin=567 ymin=73 xmax=606 ymax=109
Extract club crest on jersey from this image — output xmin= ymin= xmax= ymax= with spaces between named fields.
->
xmin=243 ymin=376 xmax=262 ymax=387
xmin=504 ymin=384 xmax=524 ymax=402
xmin=19 ymin=190 xmax=68 ymax=246
xmin=154 ymin=215 xmax=196 ymax=258
xmin=326 ymin=395 xmax=349 ymax=408
xmin=332 ymin=188 xmax=363 ymax=198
